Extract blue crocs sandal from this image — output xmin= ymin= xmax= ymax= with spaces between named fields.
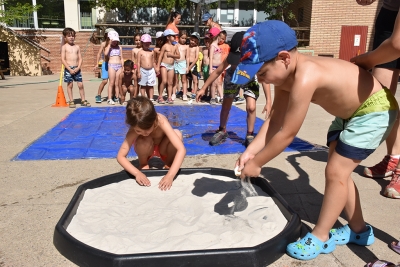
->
xmin=330 ymin=224 xmax=374 ymax=246
xmin=286 ymin=232 xmax=336 ymax=260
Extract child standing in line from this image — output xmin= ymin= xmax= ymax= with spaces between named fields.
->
xmin=217 ymin=30 xmax=230 ymax=103
xmin=153 ymin=31 xmax=164 ymax=102
xmin=156 ymin=29 xmax=180 ymax=104
xmin=234 ymin=20 xmax=398 ymax=260
xmin=118 ymin=59 xmax=135 ymax=105
xmin=131 ymin=33 xmax=142 ymax=97
xmin=61 ymin=27 xmax=90 ymax=108
xmin=137 ymin=34 xmax=156 ymax=101
xmin=188 ymin=32 xmax=200 ymax=98
xmin=174 ymin=30 xmax=190 ymax=101
xmin=93 ymin=28 xmax=114 ymax=103
xmin=104 ymin=31 xmax=123 ymax=105
xmin=208 ymin=27 xmax=223 ymax=105
xmin=200 ymin=33 xmax=211 ymax=102
xmin=196 ymin=31 xmax=271 ymax=147
xmin=116 ymin=96 xmax=186 ymax=191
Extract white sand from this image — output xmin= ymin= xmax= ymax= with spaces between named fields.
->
xmin=67 ymin=173 xmax=287 ymax=255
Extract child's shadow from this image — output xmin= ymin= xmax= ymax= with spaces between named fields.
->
xmin=269 ymin=151 xmax=397 ymax=263
xmin=201 ymin=130 xmax=245 ymax=146
xmin=191 ymin=177 xmax=262 ymax=215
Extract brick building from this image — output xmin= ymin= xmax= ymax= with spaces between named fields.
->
xmin=0 ymin=0 xmax=383 ymax=75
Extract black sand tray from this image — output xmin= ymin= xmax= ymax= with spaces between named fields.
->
xmin=53 ymin=168 xmax=302 ymax=267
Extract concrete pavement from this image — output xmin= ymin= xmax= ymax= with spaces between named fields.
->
xmin=0 ymin=73 xmax=399 ymax=267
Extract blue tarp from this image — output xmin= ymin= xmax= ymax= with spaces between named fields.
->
xmin=14 ymin=106 xmax=326 ymax=161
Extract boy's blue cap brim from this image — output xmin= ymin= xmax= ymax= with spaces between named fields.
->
xmin=232 ymin=62 xmax=263 ymax=85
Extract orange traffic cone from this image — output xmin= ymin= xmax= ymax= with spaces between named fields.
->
xmin=52 ymin=65 xmax=69 ymax=107
xmin=52 ymin=85 xmax=69 ymax=107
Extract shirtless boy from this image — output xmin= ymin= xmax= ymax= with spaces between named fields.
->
xmin=61 ymin=27 xmax=90 ymax=108
xmin=118 ymin=59 xmax=135 ymax=104
xmin=137 ymin=34 xmax=156 ymax=101
xmin=188 ymin=32 xmax=200 ymax=95
xmin=233 ymin=20 xmax=398 ymax=260
xmin=131 ymin=34 xmax=142 ymax=97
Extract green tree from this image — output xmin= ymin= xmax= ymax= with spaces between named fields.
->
xmin=255 ymin=0 xmax=295 ymax=23
xmin=90 ymin=0 xmax=187 ymax=23
xmin=0 ymin=0 xmax=41 ymax=25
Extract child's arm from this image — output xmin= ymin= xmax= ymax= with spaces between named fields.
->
xmin=158 ymin=115 xmax=186 ymax=190
xmin=118 ymin=72 xmax=123 ymax=91
xmin=195 ymin=58 xmax=229 ymax=102
xmin=209 ymin=44 xmax=215 ymax=73
xmin=93 ymin=42 xmax=104 ymax=71
xmin=167 ymin=45 xmax=180 ymax=59
xmin=76 ymin=45 xmax=83 ymax=72
xmin=237 ymin=84 xmax=312 ymax=178
xmin=117 ymin=129 xmax=151 ymax=186
xmin=185 ymin=45 xmax=190 ymax=73
xmin=187 ymin=47 xmax=199 ymax=72
xmin=137 ymin=50 xmax=142 ymax=80
xmin=156 ymin=46 xmax=166 ymax=73
xmin=104 ymin=43 xmax=111 ymax=57
xmin=261 ymin=82 xmax=272 ymax=119
xmin=119 ymin=47 xmax=124 ymax=65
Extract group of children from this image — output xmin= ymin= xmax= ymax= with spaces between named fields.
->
xmin=116 ymin=20 xmax=400 ymax=264
xmin=62 ymin=21 xmax=398 ymax=264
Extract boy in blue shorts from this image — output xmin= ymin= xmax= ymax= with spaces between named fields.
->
xmin=61 ymin=27 xmax=90 ymax=108
xmin=196 ymin=31 xmax=271 ymax=147
xmin=233 ymin=20 xmax=398 ymax=260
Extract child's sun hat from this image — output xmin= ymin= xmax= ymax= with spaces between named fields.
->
xmin=108 ymin=31 xmax=120 ymax=42
xmin=208 ymin=27 xmax=221 ymax=38
xmin=191 ymin=32 xmax=200 ymax=40
xmin=163 ymin=29 xmax=178 ymax=36
xmin=232 ymin=20 xmax=298 ymax=85
xmin=155 ymin=31 xmax=164 ymax=38
xmin=141 ymin=34 xmax=152 ymax=43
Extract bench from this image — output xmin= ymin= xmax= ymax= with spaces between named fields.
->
xmin=0 ymin=68 xmax=10 ymax=80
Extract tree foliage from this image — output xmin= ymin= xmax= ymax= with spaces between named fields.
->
xmin=255 ymin=0 xmax=295 ymax=23
xmin=90 ymin=0 xmax=188 ymax=23
xmin=0 ymin=0 xmax=41 ymax=25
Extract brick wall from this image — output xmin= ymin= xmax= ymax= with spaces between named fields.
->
xmin=295 ymin=0 xmax=382 ymax=58
xmin=15 ymin=30 xmax=99 ymax=73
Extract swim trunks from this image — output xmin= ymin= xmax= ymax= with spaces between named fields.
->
xmin=223 ymin=67 xmax=259 ymax=100
xmin=101 ymin=62 xmax=108 ymax=79
xmin=174 ymin=60 xmax=187 ymax=74
xmin=189 ymin=62 xmax=198 ymax=76
xmin=160 ymin=62 xmax=174 ymax=71
xmin=202 ymin=65 xmax=209 ymax=81
xmin=138 ymin=67 xmax=156 ymax=86
xmin=108 ymin=63 xmax=122 ymax=72
xmin=64 ymin=66 xmax=83 ymax=83
xmin=147 ymin=144 xmax=167 ymax=162
xmin=327 ymin=88 xmax=399 ymax=160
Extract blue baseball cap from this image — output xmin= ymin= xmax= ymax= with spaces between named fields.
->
xmin=202 ymin=13 xmax=212 ymax=22
xmin=232 ymin=20 xmax=298 ymax=85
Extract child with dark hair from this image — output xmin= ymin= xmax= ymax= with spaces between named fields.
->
xmin=173 ymin=30 xmax=190 ymax=100
xmin=118 ymin=60 xmax=135 ymax=105
xmin=153 ymin=31 xmax=165 ymax=101
xmin=188 ymin=32 xmax=200 ymax=97
xmin=116 ymin=96 xmax=186 ymax=191
xmin=61 ymin=27 xmax=90 ymax=108
xmin=131 ymin=33 xmax=142 ymax=98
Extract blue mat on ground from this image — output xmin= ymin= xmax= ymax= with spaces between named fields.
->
xmin=14 ymin=106 xmax=326 ymax=161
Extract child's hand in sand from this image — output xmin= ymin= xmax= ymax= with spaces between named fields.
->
xmin=158 ymin=176 xmax=173 ymax=191
xmin=235 ymin=151 xmax=256 ymax=178
xmin=135 ymin=172 xmax=151 ymax=187
xmin=239 ymin=159 xmax=261 ymax=179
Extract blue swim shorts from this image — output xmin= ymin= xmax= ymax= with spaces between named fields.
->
xmin=64 ymin=66 xmax=83 ymax=83
xmin=101 ymin=62 xmax=108 ymax=80
xmin=327 ymin=88 xmax=398 ymax=160
xmin=174 ymin=60 xmax=187 ymax=74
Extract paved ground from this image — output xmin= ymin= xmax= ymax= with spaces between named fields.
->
xmin=0 ymin=73 xmax=399 ymax=267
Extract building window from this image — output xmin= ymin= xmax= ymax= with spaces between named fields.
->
xmin=219 ymin=1 xmax=235 ymax=25
xmin=79 ymin=0 xmax=96 ymax=29
xmin=36 ymin=0 xmax=65 ymax=28
xmin=298 ymin=7 xmax=304 ymax=23
xmin=256 ymin=10 xmax=267 ymax=23
xmin=3 ymin=0 xmax=34 ymax=28
xmin=239 ymin=1 xmax=254 ymax=27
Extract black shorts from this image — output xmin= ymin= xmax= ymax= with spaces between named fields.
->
xmin=373 ymin=7 xmax=400 ymax=69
